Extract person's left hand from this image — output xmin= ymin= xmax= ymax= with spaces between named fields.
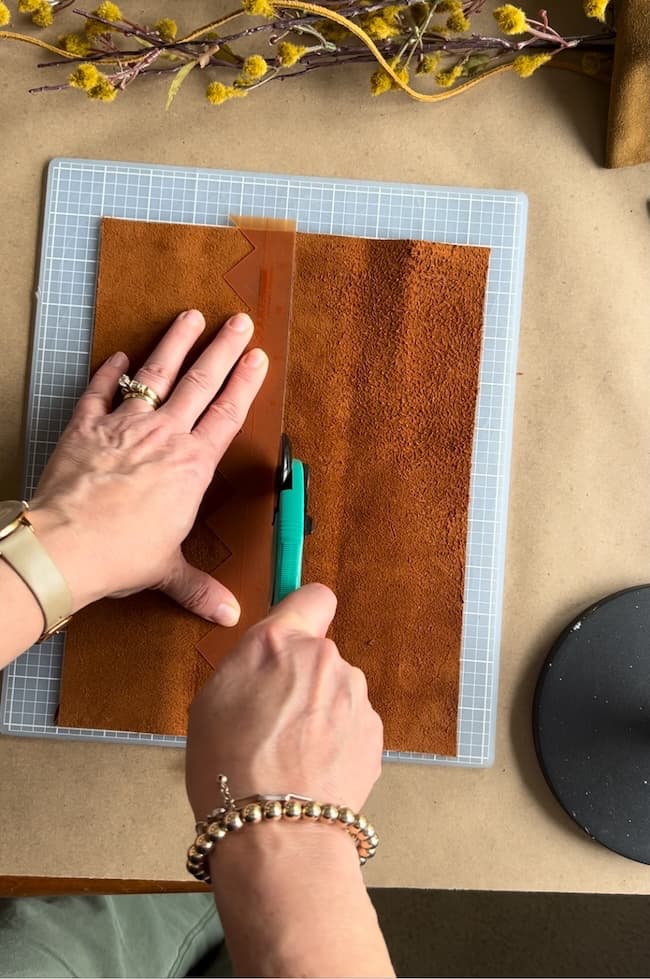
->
xmin=29 ymin=308 xmax=268 ymax=626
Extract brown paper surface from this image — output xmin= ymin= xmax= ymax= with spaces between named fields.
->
xmin=2 ymin=0 xmax=650 ymax=893
xmin=59 ymin=220 xmax=488 ymax=755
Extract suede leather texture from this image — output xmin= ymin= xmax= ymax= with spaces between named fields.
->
xmin=607 ymin=0 xmax=650 ymax=168
xmin=59 ymin=218 xmax=489 ymax=756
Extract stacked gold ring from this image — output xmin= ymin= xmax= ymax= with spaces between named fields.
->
xmin=187 ymin=794 xmax=379 ymax=884
xmin=118 ymin=374 xmax=162 ymax=409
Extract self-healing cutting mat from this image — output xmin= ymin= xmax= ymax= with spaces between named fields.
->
xmin=58 ymin=221 xmax=489 ymax=756
xmin=0 ymin=159 xmax=527 ymax=767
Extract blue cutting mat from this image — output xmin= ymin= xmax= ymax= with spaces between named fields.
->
xmin=0 ymin=158 xmax=527 ymax=767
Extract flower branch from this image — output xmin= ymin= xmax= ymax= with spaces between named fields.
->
xmin=0 ymin=0 xmax=616 ymax=106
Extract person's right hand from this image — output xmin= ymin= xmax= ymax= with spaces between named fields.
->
xmin=186 ymin=585 xmax=395 ymax=979
xmin=186 ymin=583 xmax=383 ymax=820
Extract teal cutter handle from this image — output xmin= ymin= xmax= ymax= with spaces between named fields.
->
xmin=272 ymin=459 xmax=307 ymax=605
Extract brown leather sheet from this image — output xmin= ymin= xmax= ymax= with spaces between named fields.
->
xmin=58 ymin=219 xmax=489 ymax=756
xmin=287 ymin=235 xmax=489 ymax=755
xmin=58 ymin=217 xmax=296 ymax=734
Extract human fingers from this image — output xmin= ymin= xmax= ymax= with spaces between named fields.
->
xmin=160 ymin=552 xmax=241 ymax=626
xmin=161 ymin=313 xmax=254 ymax=429
xmin=118 ymin=309 xmax=206 ymax=415
xmin=73 ymin=351 xmax=129 ymax=420
xmin=192 ymin=347 xmax=268 ymax=462
xmin=262 ymin=583 xmax=337 ymax=640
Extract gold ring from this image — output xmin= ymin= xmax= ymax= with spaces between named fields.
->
xmin=118 ymin=374 xmax=162 ymax=410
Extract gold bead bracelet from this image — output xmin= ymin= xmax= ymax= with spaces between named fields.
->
xmin=187 ymin=774 xmax=379 ymax=884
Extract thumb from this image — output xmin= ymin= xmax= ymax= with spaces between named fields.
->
xmin=268 ymin=582 xmax=337 ymax=639
xmin=160 ymin=553 xmax=241 ymax=626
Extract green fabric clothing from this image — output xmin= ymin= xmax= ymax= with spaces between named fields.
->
xmin=0 ymin=893 xmax=226 ymax=979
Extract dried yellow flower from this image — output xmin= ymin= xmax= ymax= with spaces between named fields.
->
xmin=370 ymin=55 xmax=410 ymax=95
xmin=0 ymin=2 xmax=10 ymax=26
xmin=95 ymin=1 xmax=122 ymax=20
xmin=382 ymin=5 xmax=403 ymax=26
xmin=242 ymin=0 xmax=275 ymax=18
xmin=583 ymin=0 xmax=610 ymax=21
xmin=391 ymin=59 xmax=409 ymax=87
xmin=435 ymin=62 xmax=463 ymax=87
xmin=206 ymin=81 xmax=230 ymax=104
xmin=417 ymin=53 xmax=440 ymax=74
xmin=206 ymin=81 xmax=248 ymax=105
xmin=362 ymin=14 xmax=399 ymax=39
xmin=71 ymin=66 xmax=118 ymax=102
xmin=155 ymin=18 xmax=178 ymax=42
xmin=241 ymin=54 xmax=268 ymax=80
xmin=31 ymin=1 xmax=54 ymax=27
xmin=370 ymin=67 xmax=392 ymax=96
xmin=87 ymin=77 xmax=118 ymax=101
xmin=436 ymin=0 xmax=461 ymax=10
xmin=85 ymin=1 xmax=122 ymax=35
xmin=68 ymin=63 xmax=101 ymax=90
xmin=59 ymin=33 xmax=92 ymax=56
xmin=316 ymin=19 xmax=349 ymax=43
xmin=513 ymin=52 xmax=552 ymax=77
xmin=447 ymin=11 xmax=470 ymax=32
xmin=17 ymin=0 xmax=40 ymax=12
xmin=493 ymin=4 xmax=528 ymax=35
xmin=277 ymin=42 xmax=307 ymax=67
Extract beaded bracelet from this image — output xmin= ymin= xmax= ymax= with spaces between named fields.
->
xmin=187 ymin=774 xmax=379 ymax=884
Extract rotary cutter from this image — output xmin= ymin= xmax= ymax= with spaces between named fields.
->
xmin=272 ymin=434 xmax=313 ymax=605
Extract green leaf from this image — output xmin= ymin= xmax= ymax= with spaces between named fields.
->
xmin=165 ymin=59 xmax=197 ymax=111
xmin=218 ymin=43 xmax=240 ymax=66
xmin=464 ymin=54 xmax=491 ymax=76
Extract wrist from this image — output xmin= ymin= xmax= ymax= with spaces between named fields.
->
xmin=209 ymin=817 xmax=362 ymax=889
xmin=206 ymin=819 xmax=392 ymax=979
xmin=27 ymin=504 xmax=104 ymax=613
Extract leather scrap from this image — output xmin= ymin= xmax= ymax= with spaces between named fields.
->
xmin=607 ymin=0 xmax=650 ymax=168
xmin=58 ymin=217 xmax=295 ymax=733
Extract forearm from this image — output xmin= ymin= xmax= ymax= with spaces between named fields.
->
xmin=210 ymin=823 xmax=394 ymax=978
xmin=0 ymin=557 xmax=48 ymax=667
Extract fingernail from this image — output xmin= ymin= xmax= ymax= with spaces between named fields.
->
xmin=244 ymin=348 xmax=267 ymax=368
xmin=215 ymin=602 xmax=240 ymax=627
xmin=179 ymin=309 xmax=205 ymax=328
xmin=109 ymin=351 xmax=127 ymax=367
xmin=229 ymin=313 xmax=253 ymax=333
